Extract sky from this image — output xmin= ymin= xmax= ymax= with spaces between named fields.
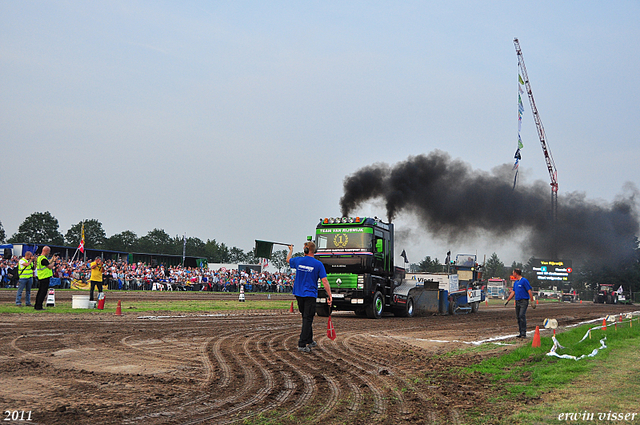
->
xmin=2 ymin=1 xmax=639 ymax=267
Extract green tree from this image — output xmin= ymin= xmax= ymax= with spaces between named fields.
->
xmin=484 ymin=252 xmax=505 ymax=280
xmin=104 ymin=231 xmax=139 ymax=252
xmin=518 ymin=258 xmax=539 ymax=287
xmin=243 ymin=249 xmax=257 ymax=264
xmin=137 ymin=229 xmax=173 ymax=254
xmin=270 ymin=249 xmax=289 ymax=272
xmin=228 ymin=247 xmax=247 ymax=263
xmin=8 ymin=211 xmax=64 ymax=245
xmin=181 ymin=236 xmax=206 ymax=258
xmin=204 ymin=239 xmax=230 ymax=263
xmin=0 ymin=220 xmax=5 ymax=243
xmin=65 ymin=219 xmax=106 ymax=248
xmin=510 ymin=261 xmax=524 ymax=274
xmin=578 ymin=239 xmax=640 ymax=294
xmin=417 ymin=256 xmax=442 ymax=273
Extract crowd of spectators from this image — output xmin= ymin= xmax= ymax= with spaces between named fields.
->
xmin=0 ymin=258 xmax=19 ymax=288
xmin=1 ymin=256 xmax=295 ymax=293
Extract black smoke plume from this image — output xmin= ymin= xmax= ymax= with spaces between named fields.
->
xmin=340 ymin=151 xmax=639 ymax=265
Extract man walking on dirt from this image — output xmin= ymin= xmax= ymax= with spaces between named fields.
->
xmin=504 ymin=268 xmax=535 ymax=338
xmin=287 ymin=242 xmax=332 ymax=352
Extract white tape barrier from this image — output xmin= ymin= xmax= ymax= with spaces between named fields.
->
xmin=408 ymin=311 xmax=640 ymax=348
xmin=547 ymin=335 xmax=607 ymax=361
xmin=564 ymin=311 xmax=640 ymax=331
xmin=546 ymin=311 xmax=640 ymax=360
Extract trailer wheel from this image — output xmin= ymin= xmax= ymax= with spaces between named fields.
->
xmin=405 ymin=297 xmax=415 ymax=317
xmin=471 ymin=301 xmax=479 ymax=313
xmin=393 ymin=297 xmax=415 ymax=317
xmin=448 ymin=297 xmax=456 ymax=315
xmin=366 ymin=291 xmax=384 ymax=319
xmin=316 ymin=304 xmax=330 ymax=317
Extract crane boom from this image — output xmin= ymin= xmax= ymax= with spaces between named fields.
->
xmin=514 ymin=38 xmax=558 ymax=258
xmin=514 ymin=38 xmax=558 ymax=192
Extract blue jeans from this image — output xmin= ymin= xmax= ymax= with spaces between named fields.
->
xmin=16 ymin=277 xmax=33 ymax=305
xmin=515 ymin=299 xmax=529 ymax=336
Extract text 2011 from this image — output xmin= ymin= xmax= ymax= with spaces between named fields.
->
xmin=3 ymin=411 xmax=32 ymax=421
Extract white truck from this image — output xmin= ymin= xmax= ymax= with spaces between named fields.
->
xmin=487 ymin=278 xmax=508 ymax=299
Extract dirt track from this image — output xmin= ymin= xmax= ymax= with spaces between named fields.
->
xmin=0 ymin=291 xmax=636 ymax=424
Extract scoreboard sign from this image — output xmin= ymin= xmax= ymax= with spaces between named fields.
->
xmin=530 ymin=259 xmax=572 ymax=283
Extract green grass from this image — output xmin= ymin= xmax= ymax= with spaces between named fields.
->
xmin=465 ymin=320 xmax=640 ymax=396
xmin=0 ymin=298 xmax=294 ymax=314
xmin=434 ymin=341 xmax=516 ymax=358
xmin=463 ymin=317 xmax=640 ymax=424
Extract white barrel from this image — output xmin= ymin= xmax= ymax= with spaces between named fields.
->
xmin=72 ymin=295 xmax=90 ymax=309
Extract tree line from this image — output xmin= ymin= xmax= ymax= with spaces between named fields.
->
xmin=2 ymin=213 xmax=639 ymax=292
xmin=0 ymin=212 xmax=257 ymax=264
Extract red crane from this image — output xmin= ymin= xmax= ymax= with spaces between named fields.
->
xmin=514 ymin=38 xmax=558 ymax=257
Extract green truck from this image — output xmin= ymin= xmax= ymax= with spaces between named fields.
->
xmin=313 ymin=216 xmax=485 ymax=318
xmin=313 ymin=216 xmax=401 ymax=318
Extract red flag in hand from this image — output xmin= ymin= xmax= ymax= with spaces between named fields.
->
xmin=327 ymin=316 xmax=336 ymax=341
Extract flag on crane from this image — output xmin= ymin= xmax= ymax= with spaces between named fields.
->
xmin=514 ymin=73 xmax=526 ymax=189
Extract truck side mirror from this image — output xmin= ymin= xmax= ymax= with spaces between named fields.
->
xmin=376 ymin=239 xmax=383 ymax=253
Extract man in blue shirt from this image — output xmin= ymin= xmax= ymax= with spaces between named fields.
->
xmin=287 ymin=242 xmax=332 ymax=352
xmin=504 ymin=268 xmax=535 ymax=338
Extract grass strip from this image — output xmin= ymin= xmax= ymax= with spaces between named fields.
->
xmin=463 ymin=317 xmax=640 ymax=424
xmin=0 ymin=299 xmax=293 ymax=314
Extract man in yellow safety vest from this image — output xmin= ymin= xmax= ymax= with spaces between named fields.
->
xmin=16 ymin=251 xmax=35 ymax=306
xmin=34 ymin=246 xmax=58 ymax=310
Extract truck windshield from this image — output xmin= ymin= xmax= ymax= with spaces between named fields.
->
xmin=316 ymin=232 xmax=373 ymax=251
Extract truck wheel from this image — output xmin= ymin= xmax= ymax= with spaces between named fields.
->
xmin=448 ymin=297 xmax=456 ymax=315
xmin=316 ymin=304 xmax=330 ymax=317
xmin=354 ymin=309 xmax=367 ymax=317
xmin=471 ymin=301 xmax=479 ymax=313
xmin=393 ymin=297 xmax=415 ymax=318
xmin=366 ymin=291 xmax=384 ymax=319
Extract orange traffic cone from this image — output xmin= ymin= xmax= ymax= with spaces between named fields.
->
xmin=602 ymin=318 xmax=607 ymax=330
xmin=485 ymin=299 xmax=488 ymax=307
xmin=532 ymin=326 xmax=541 ymax=347
xmin=289 ymin=301 xmax=294 ymax=313
xmin=115 ymin=300 xmax=122 ymax=316
xmin=327 ymin=316 xmax=336 ymax=341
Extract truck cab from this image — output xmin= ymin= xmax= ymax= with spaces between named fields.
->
xmin=314 ymin=216 xmax=395 ymax=319
xmin=487 ymin=278 xmax=507 ymax=299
